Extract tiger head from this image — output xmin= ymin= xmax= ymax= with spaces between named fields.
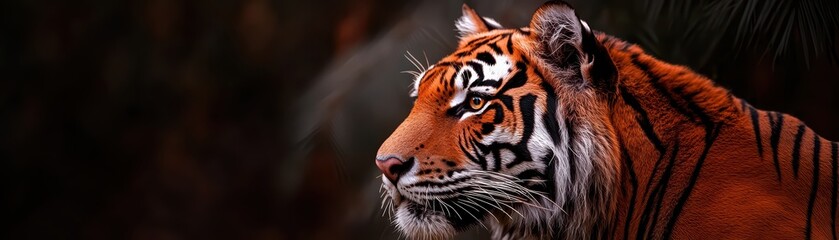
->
xmin=377 ymin=1 xmax=621 ymax=239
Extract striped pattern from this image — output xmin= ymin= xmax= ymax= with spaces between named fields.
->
xmin=600 ymin=33 xmax=839 ymax=239
xmin=382 ymin=2 xmax=839 ymax=238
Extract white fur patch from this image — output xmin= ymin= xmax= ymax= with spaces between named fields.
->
xmin=395 ymin=205 xmax=456 ymax=240
xmin=456 ymin=15 xmax=502 ymax=36
xmin=449 ymin=54 xmax=513 ymax=118
xmin=483 ymin=17 xmax=502 ymax=29
xmin=580 ymin=20 xmax=590 ymax=33
xmin=409 ymin=64 xmax=432 ymax=97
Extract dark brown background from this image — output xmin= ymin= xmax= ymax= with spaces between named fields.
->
xmin=1 ymin=0 xmax=837 ymax=239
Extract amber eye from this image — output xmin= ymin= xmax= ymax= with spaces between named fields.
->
xmin=469 ymin=96 xmax=485 ymax=110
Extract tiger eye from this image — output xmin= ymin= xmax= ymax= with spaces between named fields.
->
xmin=469 ymin=96 xmax=485 ymax=110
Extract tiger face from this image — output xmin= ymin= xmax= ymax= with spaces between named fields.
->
xmin=377 ymin=22 xmax=558 ymax=240
xmin=376 ymin=2 xmax=619 ymax=239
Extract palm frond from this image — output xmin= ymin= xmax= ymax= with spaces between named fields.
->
xmin=643 ymin=0 xmax=839 ymax=67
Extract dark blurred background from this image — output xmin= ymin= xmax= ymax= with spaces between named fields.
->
xmin=1 ymin=0 xmax=837 ymax=239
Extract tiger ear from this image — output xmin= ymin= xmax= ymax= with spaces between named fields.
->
xmin=529 ymin=1 xmax=618 ymax=94
xmin=456 ymin=4 xmax=502 ymax=37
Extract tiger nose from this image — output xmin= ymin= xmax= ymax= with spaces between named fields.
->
xmin=376 ymin=157 xmax=414 ymax=183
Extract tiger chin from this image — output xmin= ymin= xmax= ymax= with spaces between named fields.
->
xmin=376 ymin=1 xmax=839 ymax=239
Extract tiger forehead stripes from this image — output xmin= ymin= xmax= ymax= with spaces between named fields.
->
xmin=376 ymin=1 xmax=839 ymax=239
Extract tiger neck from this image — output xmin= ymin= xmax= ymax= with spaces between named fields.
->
xmin=601 ymin=34 xmax=740 ymax=160
xmin=596 ymin=34 xmax=742 ymax=237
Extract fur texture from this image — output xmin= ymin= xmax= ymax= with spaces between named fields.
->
xmin=377 ymin=1 xmax=839 ymax=239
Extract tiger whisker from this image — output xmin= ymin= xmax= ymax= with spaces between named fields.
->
xmin=462 ymin=194 xmax=501 ymax=223
xmin=471 ymin=178 xmax=557 ymax=213
xmin=404 ymin=51 xmax=428 ymax=75
xmin=469 ymin=170 xmax=560 ymax=208
xmin=454 ymin=198 xmax=488 ymax=230
xmin=400 ymin=70 xmax=420 ymax=77
xmin=423 ymin=51 xmax=431 ymax=70
xmin=471 ymin=185 xmax=512 ymax=219
xmin=406 ymin=50 xmax=427 ymax=72
xmin=437 ymin=198 xmax=461 ymax=220
xmin=466 ymin=189 xmax=548 ymax=212
xmin=465 ymin=188 xmax=526 ymax=219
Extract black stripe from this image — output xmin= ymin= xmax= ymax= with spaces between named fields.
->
xmin=565 ymin=117 xmax=578 ymax=184
xmin=466 ymin=62 xmax=484 ymax=88
xmin=636 ymin=157 xmax=662 ymax=239
xmin=649 ymin=143 xmax=683 ymax=239
xmin=472 ymin=134 xmax=489 ymax=153
xmin=748 ymin=105 xmax=764 ymax=158
xmin=621 ymin=147 xmax=639 ymax=240
xmin=805 ymin=134 xmax=821 ymax=240
xmin=541 ymin=81 xmax=561 ymax=146
xmin=516 ymin=166 xmax=551 ymax=200
xmin=831 ymin=142 xmax=837 ymax=240
xmin=473 ymin=34 xmax=506 ymax=47
xmin=459 ymin=140 xmax=485 ymax=169
xmin=460 ymin=34 xmax=507 ymax=57
xmin=450 ymin=65 xmax=462 ymax=91
xmin=408 ymin=175 xmax=471 ymax=188
xmin=503 ymin=94 xmax=536 ymax=169
xmin=632 ymin=54 xmax=696 ymax=122
xmin=473 ymin=79 xmax=501 ymax=88
xmin=499 ymin=95 xmax=514 ymax=111
xmin=769 ymin=112 xmax=785 ymax=181
xmin=792 ymin=124 xmax=806 ymax=179
xmin=447 ymin=65 xmax=459 ymax=90
xmin=621 ymin=83 xmax=672 ymax=238
xmin=539 ymin=80 xmax=561 ymax=198
xmin=641 ymin=153 xmax=666 ymax=204
xmin=639 ymin=142 xmax=681 ymax=240
xmin=459 ymin=69 xmax=472 ymax=88
xmin=476 ymin=52 xmax=496 ymax=65
xmin=497 ymin=64 xmax=527 ymax=95
xmin=434 ymin=61 xmax=459 ymax=68
xmin=481 ymin=123 xmax=495 ymax=135
xmin=678 ymin=88 xmax=714 ymax=130
xmin=515 ymin=169 xmax=545 ymax=182
xmin=542 ymin=151 xmax=557 ymax=205
xmin=492 ymin=149 xmax=501 ymax=172
xmin=635 ymin=154 xmax=664 ymax=238
xmin=645 ymin=68 xmax=724 ymax=206
xmin=488 ymin=42 xmax=503 ymax=55
xmin=662 ymin=124 xmax=722 ymax=239
xmin=491 ymin=104 xmax=504 ymax=124
xmin=464 ymin=34 xmax=493 ymax=46
xmin=619 ymin=86 xmax=666 ymax=154
xmin=471 ymin=140 xmax=489 ymax=170
xmin=505 ymin=35 xmax=514 ymax=54
xmin=462 ymin=34 xmax=506 ymax=52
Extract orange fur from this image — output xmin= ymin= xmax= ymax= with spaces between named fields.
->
xmin=599 ymin=33 xmax=838 ymax=239
xmin=377 ymin=2 xmax=838 ymax=239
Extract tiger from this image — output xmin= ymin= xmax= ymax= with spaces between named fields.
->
xmin=375 ymin=1 xmax=839 ymax=239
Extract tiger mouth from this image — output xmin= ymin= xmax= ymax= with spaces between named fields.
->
xmin=394 ymin=192 xmax=489 ymax=231
xmin=403 ymin=198 xmax=445 ymax=217
xmin=383 ymin=182 xmax=497 ymax=231
xmin=383 ymin=184 xmax=449 ymax=217
xmin=381 ymin=172 xmax=553 ymax=237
